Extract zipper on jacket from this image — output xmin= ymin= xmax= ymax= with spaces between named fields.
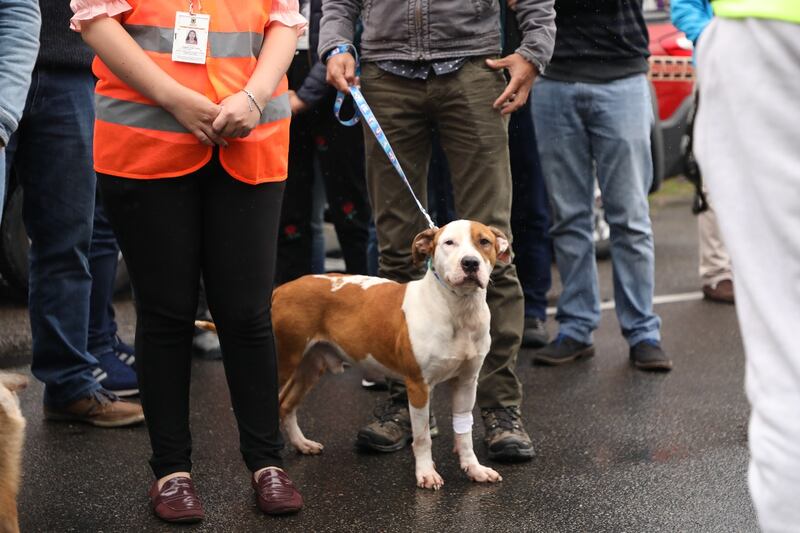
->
xmin=415 ymin=0 xmax=423 ymax=60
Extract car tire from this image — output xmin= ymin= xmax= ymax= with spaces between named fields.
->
xmin=0 ymin=183 xmax=130 ymax=300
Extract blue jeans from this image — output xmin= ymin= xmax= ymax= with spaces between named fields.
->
xmin=87 ymin=190 xmax=121 ymax=357
xmin=5 ymin=69 xmax=101 ymax=406
xmin=509 ymin=98 xmax=551 ymax=321
xmin=532 ymin=74 xmax=661 ymax=346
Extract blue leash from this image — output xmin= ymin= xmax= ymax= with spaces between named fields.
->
xmin=328 ymin=45 xmax=436 ymax=230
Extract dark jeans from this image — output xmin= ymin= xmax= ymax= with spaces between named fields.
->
xmin=509 ymin=97 xmax=551 ymax=321
xmin=5 ymin=69 xmax=101 ymax=407
xmin=99 ymin=155 xmax=285 ymax=478
xmin=360 ymin=58 xmax=524 ymax=408
xmin=276 ymin=56 xmax=371 ymax=284
xmin=87 ymin=188 xmax=122 ymax=357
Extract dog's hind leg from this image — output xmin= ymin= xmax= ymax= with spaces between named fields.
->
xmin=279 ymin=342 xmax=345 ymax=455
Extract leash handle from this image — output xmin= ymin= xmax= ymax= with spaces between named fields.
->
xmin=328 ymin=45 xmax=436 ymax=230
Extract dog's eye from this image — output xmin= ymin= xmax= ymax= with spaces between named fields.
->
xmin=444 ymin=239 xmax=455 ymax=246
xmin=480 ymin=238 xmax=491 ymax=246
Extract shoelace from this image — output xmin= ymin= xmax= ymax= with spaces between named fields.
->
xmin=485 ymin=408 xmax=521 ymax=432
xmin=373 ymin=400 xmax=406 ymax=424
xmin=91 ymin=388 xmax=120 ymax=405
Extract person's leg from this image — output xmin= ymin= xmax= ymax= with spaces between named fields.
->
xmin=12 ymin=69 xmax=101 ymax=406
xmin=509 ymin=97 xmax=551 ymax=348
xmin=698 ymin=192 xmax=734 ymax=301
xmin=200 ymin=158 xmax=285 ymax=473
xmin=587 ymin=74 xmax=661 ymax=347
xmin=99 ymin=172 xmax=202 ymax=478
xmin=533 ymin=78 xmax=598 ymax=345
xmin=695 ymin=17 xmax=800 ymax=531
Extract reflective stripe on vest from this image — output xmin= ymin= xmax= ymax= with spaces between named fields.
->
xmin=95 ymin=93 xmax=291 ymax=133
xmin=125 ymin=24 xmax=264 ymax=58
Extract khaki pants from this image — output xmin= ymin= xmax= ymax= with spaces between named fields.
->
xmin=698 ymin=188 xmax=733 ymax=286
xmin=360 ymin=58 xmax=524 ymax=408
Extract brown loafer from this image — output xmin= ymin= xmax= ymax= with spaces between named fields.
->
xmin=149 ymin=477 xmax=205 ymax=523
xmin=252 ymin=468 xmax=303 ymax=515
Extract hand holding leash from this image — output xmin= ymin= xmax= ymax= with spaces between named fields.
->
xmin=326 ymin=50 xmax=359 ymax=93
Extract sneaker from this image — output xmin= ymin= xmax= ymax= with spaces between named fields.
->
xmin=112 ymin=335 xmax=135 ymax=366
xmin=532 ymin=334 xmax=595 ymax=366
xmin=193 ymin=329 xmax=222 ymax=360
xmin=521 ymin=317 xmax=549 ymax=349
xmin=149 ymin=476 xmax=205 ymax=523
xmin=355 ymin=400 xmax=438 ymax=452
xmin=252 ymin=467 xmax=303 ymax=515
xmin=95 ymin=350 xmax=139 ymax=397
xmin=481 ymin=406 xmax=535 ymax=462
xmin=702 ymin=279 xmax=735 ymax=304
xmin=629 ymin=340 xmax=672 ymax=372
xmin=44 ymin=389 xmax=145 ymax=428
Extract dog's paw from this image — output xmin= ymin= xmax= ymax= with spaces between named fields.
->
xmin=462 ymin=463 xmax=502 ymax=483
xmin=416 ymin=469 xmax=444 ymax=491
xmin=293 ymin=438 xmax=324 ymax=455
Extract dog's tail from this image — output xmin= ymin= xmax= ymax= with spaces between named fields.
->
xmin=194 ymin=320 xmax=218 ymax=334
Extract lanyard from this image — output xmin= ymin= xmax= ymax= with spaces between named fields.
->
xmin=329 ymin=45 xmax=436 ymax=230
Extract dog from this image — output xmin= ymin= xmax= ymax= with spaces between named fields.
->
xmin=197 ymin=219 xmax=510 ymax=490
xmin=0 ymin=373 xmax=28 ymax=533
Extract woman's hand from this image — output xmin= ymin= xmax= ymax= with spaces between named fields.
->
xmin=163 ymin=87 xmax=227 ymax=146
xmin=212 ymin=91 xmax=262 ymax=139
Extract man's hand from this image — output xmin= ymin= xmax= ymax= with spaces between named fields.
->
xmin=325 ymin=52 xmax=358 ymax=92
xmin=288 ymin=90 xmax=309 ymax=114
xmin=486 ymin=53 xmax=538 ymax=116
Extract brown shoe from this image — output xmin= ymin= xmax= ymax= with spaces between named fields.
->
xmin=44 ymin=389 xmax=144 ymax=428
xmin=149 ymin=477 xmax=205 ymax=523
xmin=702 ymin=279 xmax=735 ymax=304
xmin=481 ymin=407 xmax=535 ymax=462
xmin=252 ymin=468 xmax=303 ymax=515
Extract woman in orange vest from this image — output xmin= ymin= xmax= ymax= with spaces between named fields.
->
xmin=70 ymin=0 xmax=305 ymax=523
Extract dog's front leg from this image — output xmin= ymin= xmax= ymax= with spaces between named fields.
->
xmin=451 ymin=371 xmax=502 ymax=484
xmin=406 ymin=380 xmax=443 ymax=490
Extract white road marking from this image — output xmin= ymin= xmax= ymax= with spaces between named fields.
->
xmin=546 ymin=291 xmax=704 ymax=316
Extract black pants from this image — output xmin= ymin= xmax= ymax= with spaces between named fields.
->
xmin=99 ymin=155 xmax=285 ymax=478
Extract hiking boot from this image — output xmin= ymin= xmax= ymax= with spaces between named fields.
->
xmin=532 ymin=334 xmax=595 ymax=366
xmin=356 ymin=400 xmax=438 ymax=452
xmin=193 ymin=329 xmax=222 ymax=360
xmin=481 ymin=406 xmax=535 ymax=462
xmin=630 ymin=340 xmax=672 ymax=372
xmin=521 ymin=317 xmax=549 ymax=349
xmin=95 ymin=350 xmax=139 ymax=397
xmin=44 ymin=389 xmax=145 ymax=428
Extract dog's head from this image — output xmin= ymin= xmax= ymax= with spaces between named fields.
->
xmin=412 ymin=220 xmax=511 ymax=293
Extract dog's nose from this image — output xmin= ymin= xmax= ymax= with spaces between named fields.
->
xmin=461 ymin=256 xmax=480 ymax=273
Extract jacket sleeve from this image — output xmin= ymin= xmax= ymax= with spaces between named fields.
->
xmin=317 ymin=0 xmax=361 ymax=62
xmin=295 ymin=61 xmax=333 ymax=108
xmin=0 ymin=0 xmax=40 ymax=147
xmin=512 ymin=0 xmax=556 ymax=74
xmin=671 ymin=0 xmax=714 ymax=44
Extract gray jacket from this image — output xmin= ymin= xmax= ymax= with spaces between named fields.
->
xmin=318 ymin=0 xmax=556 ymax=73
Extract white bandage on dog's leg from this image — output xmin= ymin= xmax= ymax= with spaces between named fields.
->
xmin=452 ymin=412 xmax=473 ymax=434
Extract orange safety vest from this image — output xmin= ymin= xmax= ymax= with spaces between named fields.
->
xmin=92 ymin=0 xmax=291 ymax=184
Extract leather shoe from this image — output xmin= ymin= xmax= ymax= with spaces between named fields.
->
xmin=149 ymin=477 xmax=205 ymax=523
xmin=252 ymin=468 xmax=303 ymax=515
xmin=702 ymin=279 xmax=734 ymax=304
xmin=521 ymin=317 xmax=549 ymax=349
xmin=630 ymin=340 xmax=672 ymax=372
xmin=532 ymin=334 xmax=595 ymax=365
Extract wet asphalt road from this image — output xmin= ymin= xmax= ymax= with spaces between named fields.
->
xmin=3 ymin=199 xmax=757 ymax=532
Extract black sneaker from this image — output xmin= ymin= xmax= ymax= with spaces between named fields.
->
xmin=481 ymin=406 xmax=534 ymax=462
xmin=521 ymin=317 xmax=549 ymax=349
xmin=356 ymin=400 xmax=438 ymax=452
xmin=630 ymin=340 xmax=672 ymax=371
xmin=532 ymin=334 xmax=595 ymax=366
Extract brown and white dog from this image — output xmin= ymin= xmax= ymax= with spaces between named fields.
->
xmin=0 ymin=373 xmax=28 ymax=533
xmin=198 ymin=219 xmax=510 ymax=489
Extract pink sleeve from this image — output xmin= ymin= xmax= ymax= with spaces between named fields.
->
xmin=269 ymin=0 xmax=308 ymax=35
xmin=69 ymin=0 xmax=132 ymax=31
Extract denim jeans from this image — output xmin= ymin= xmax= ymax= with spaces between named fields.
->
xmin=509 ymin=97 xmax=551 ymax=321
xmin=87 ymin=189 xmax=121 ymax=357
xmin=532 ymin=74 xmax=661 ymax=346
xmin=5 ymin=68 xmax=100 ymax=406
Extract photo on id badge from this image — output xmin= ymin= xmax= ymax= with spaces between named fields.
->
xmin=173 ymin=11 xmax=209 ymax=65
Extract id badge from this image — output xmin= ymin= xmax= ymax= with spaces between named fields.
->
xmin=172 ymin=11 xmax=210 ymax=64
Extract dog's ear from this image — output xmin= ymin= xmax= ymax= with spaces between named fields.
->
xmin=489 ymin=227 xmax=512 ymax=264
xmin=0 ymin=373 xmax=28 ymax=393
xmin=412 ymin=227 xmax=438 ymax=266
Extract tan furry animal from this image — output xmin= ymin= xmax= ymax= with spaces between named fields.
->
xmin=0 ymin=373 xmax=27 ymax=533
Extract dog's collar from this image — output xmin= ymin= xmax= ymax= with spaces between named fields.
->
xmin=427 ymin=258 xmax=460 ymax=296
